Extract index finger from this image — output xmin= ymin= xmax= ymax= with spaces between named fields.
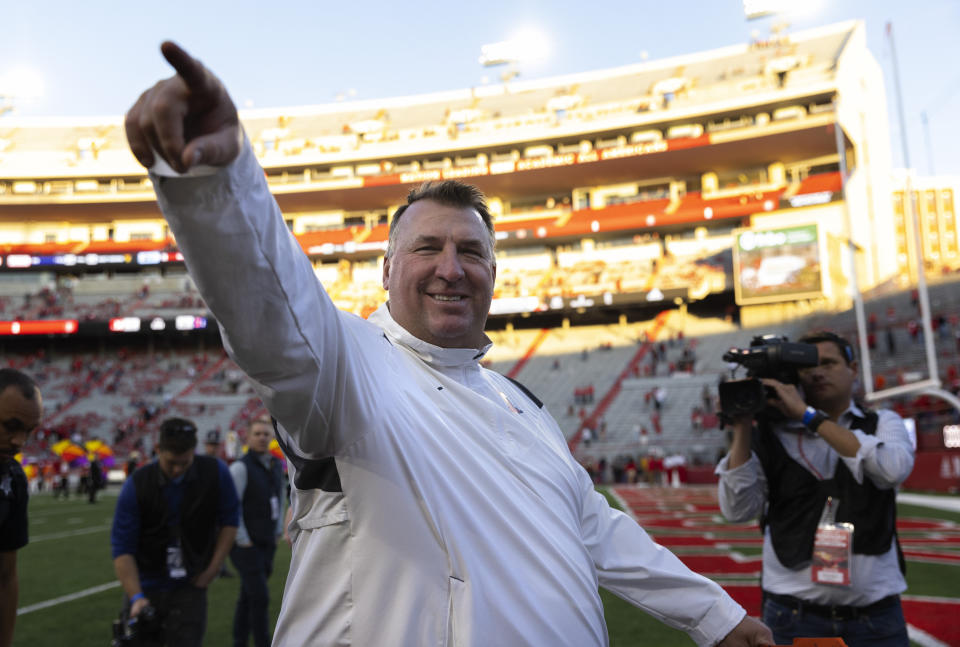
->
xmin=160 ymin=41 xmax=207 ymax=90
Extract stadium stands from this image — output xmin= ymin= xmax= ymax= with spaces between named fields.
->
xmin=4 ymin=20 xmax=957 ymax=489
xmin=8 ymin=280 xmax=959 ymax=484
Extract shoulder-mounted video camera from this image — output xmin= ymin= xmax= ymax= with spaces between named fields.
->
xmin=718 ymin=334 xmax=818 ymax=419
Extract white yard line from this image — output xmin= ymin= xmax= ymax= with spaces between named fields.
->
xmin=899 ymin=493 xmax=960 ymax=513
xmin=17 ymin=581 xmax=120 ymax=616
xmin=30 ymin=523 xmax=111 ymax=542
xmin=907 ymin=624 xmax=950 ymax=647
xmin=605 ymin=488 xmax=638 ymax=522
xmin=28 ymin=508 xmax=89 ymax=519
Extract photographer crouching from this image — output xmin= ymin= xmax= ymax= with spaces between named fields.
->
xmin=715 ymin=331 xmax=914 ymax=647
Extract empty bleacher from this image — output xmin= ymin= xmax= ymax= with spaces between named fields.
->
xmin=15 ymin=275 xmax=959 ymax=479
xmin=510 ymin=321 xmax=650 ymax=438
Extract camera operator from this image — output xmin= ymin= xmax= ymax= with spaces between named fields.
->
xmin=716 ymin=331 xmax=914 ymax=647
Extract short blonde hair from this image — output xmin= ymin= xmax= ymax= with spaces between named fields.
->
xmin=386 ymin=180 xmax=495 ymax=258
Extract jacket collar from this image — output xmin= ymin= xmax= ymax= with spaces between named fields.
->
xmin=245 ymin=450 xmax=274 ymax=470
xmin=369 ymin=303 xmax=492 ymax=368
xmin=840 ymin=400 xmax=866 ymax=422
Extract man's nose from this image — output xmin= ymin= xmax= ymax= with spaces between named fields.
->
xmin=435 ymin=246 xmax=465 ymax=281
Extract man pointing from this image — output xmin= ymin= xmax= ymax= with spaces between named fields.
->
xmin=126 ymin=42 xmax=772 ymax=646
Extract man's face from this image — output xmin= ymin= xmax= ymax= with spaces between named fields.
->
xmin=799 ymin=341 xmax=857 ymax=407
xmin=157 ymin=449 xmax=194 ymax=480
xmin=247 ymin=421 xmax=273 ymax=454
xmin=0 ymin=385 xmax=42 ymax=460
xmin=382 ymin=199 xmax=496 ymax=349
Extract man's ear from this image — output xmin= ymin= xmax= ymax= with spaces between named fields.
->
xmin=382 ymin=256 xmax=391 ymax=291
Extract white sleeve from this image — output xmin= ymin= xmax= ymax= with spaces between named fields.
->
xmin=229 ymin=461 xmax=250 ymax=545
xmin=578 ymin=469 xmax=745 ymax=647
xmin=715 ymin=452 xmax=767 ymax=523
xmin=840 ymin=409 xmax=916 ymax=487
xmin=151 ymin=139 xmax=379 ymax=459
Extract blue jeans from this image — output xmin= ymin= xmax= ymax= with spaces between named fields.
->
xmin=230 ymin=543 xmax=277 ymax=647
xmin=762 ymin=594 xmax=909 ymax=647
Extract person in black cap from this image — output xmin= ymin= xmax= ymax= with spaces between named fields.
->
xmin=111 ymin=417 xmax=239 ymax=646
xmin=203 ymin=428 xmax=235 ymax=579
xmin=204 ymin=429 xmax=226 ymax=462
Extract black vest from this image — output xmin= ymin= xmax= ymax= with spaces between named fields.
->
xmin=240 ymin=451 xmax=283 ymax=546
xmin=132 ymin=455 xmax=221 ymax=580
xmin=753 ymin=410 xmax=901 ymax=570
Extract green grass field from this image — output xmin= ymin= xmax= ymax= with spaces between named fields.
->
xmin=12 ymin=488 xmax=959 ymax=646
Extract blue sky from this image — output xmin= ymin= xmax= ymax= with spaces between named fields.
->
xmin=2 ymin=0 xmax=958 ymax=174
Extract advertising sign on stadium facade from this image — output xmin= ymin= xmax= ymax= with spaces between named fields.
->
xmin=732 ymin=223 xmax=822 ymax=305
xmin=487 ymin=286 xmax=689 ymax=316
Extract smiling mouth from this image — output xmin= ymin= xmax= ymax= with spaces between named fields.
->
xmin=430 ymin=294 xmax=465 ymax=302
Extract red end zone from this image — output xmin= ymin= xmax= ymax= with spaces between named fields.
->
xmin=611 ymin=485 xmax=960 ymax=644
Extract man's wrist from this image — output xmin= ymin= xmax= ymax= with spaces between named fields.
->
xmin=130 ymin=592 xmax=145 ymax=603
xmin=802 ymin=405 xmax=829 ymax=432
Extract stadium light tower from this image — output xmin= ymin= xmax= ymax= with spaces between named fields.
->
xmin=742 ymin=0 xmax=825 ymax=21
xmin=479 ymin=28 xmax=549 ymax=84
xmin=0 ymin=66 xmax=45 ymax=116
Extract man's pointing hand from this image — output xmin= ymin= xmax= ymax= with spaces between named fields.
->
xmin=125 ymin=41 xmax=241 ymax=173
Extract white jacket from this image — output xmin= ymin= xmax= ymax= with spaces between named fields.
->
xmin=152 ymin=141 xmax=745 ymax=646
